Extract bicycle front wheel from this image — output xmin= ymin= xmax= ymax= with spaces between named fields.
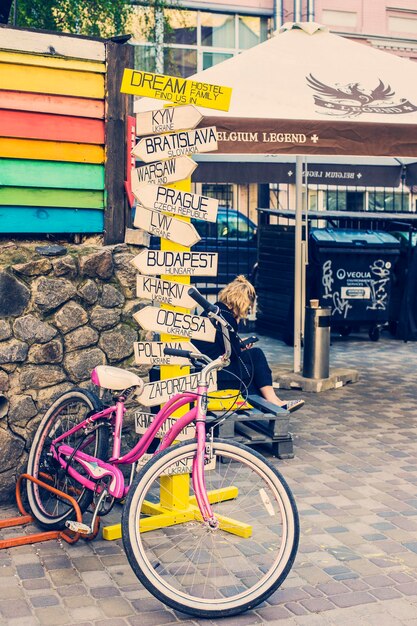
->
xmin=122 ymin=439 xmax=299 ymax=618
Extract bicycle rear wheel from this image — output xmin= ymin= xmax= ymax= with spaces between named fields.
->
xmin=26 ymin=389 xmax=109 ymax=530
xmin=122 ymin=439 xmax=299 ymax=618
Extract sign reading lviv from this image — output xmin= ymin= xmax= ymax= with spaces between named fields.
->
xmin=137 ymin=275 xmax=200 ymax=308
xmin=131 ymin=249 xmax=218 ymax=277
xmin=136 ymin=105 xmax=203 ymax=136
xmin=132 ymin=127 xmax=218 ymax=162
xmin=132 ymin=156 xmax=197 ymax=188
xmin=133 ymin=206 xmax=201 ymax=247
xmin=134 ymin=341 xmax=201 ymax=366
xmin=140 ymin=370 xmax=217 ymax=407
xmin=133 ymin=183 xmax=219 ymax=223
xmin=134 ymin=306 xmax=216 ymax=342
xmin=121 ymin=69 xmax=232 ymax=112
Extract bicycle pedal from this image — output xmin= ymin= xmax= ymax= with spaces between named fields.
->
xmin=65 ymin=520 xmax=92 ymax=535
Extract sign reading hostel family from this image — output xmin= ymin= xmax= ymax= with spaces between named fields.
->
xmin=133 ymin=183 xmax=218 ymax=223
xmin=121 ymin=69 xmax=232 ymax=112
xmin=134 ymin=306 xmax=216 ymax=342
xmin=131 ymin=250 xmax=218 ymax=277
xmin=136 ymin=105 xmax=203 ymax=136
xmin=140 ymin=370 xmax=217 ymax=407
xmin=137 ymin=275 xmax=200 ymax=308
xmin=134 ymin=411 xmax=195 ymax=441
xmin=134 ymin=341 xmax=201 ymax=366
xmin=132 ymin=156 xmax=197 ymax=189
xmin=134 ymin=207 xmax=201 ymax=247
xmin=132 ymin=127 xmax=218 ymax=162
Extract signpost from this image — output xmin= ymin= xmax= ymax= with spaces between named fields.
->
xmin=132 ymin=156 xmax=197 ymax=188
xmin=132 ymin=127 xmax=218 ymax=162
xmin=121 ymin=69 xmax=232 ymax=112
xmin=132 ymin=183 xmax=218 ymax=223
xmin=131 ymin=249 xmax=218 ymax=277
xmin=134 ymin=341 xmax=201 ymax=366
xmin=134 ymin=411 xmax=195 ymax=442
xmin=137 ymin=275 xmax=200 ymax=308
xmin=140 ymin=370 xmax=217 ymax=407
xmin=133 ymin=306 xmax=216 ymax=342
xmin=133 ymin=206 xmax=201 ymax=247
xmin=136 ymin=104 xmax=203 ymax=136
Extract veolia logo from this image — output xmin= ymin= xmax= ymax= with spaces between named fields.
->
xmin=336 ymin=269 xmax=346 ymax=279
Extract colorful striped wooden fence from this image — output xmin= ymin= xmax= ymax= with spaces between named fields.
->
xmin=0 ymin=27 xmax=133 ymax=241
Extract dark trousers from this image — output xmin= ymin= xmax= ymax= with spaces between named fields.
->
xmin=218 ymin=347 xmax=273 ymax=395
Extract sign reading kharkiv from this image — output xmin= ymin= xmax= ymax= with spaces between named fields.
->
xmin=134 ymin=306 xmax=216 ymax=342
xmin=133 ymin=183 xmax=218 ymax=223
xmin=121 ymin=70 xmax=232 ymax=112
xmin=132 ymin=127 xmax=218 ymax=162
xmin=131 ymin=249 xmax=218 ymax=277
xmin=133 ymin=207 xmax=201 ymax=247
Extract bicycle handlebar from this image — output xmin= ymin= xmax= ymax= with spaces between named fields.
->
xmin=163 ymin=348 xmax=194 ymax=359
xmin=188 ymin=287 xmax=219 ymax=314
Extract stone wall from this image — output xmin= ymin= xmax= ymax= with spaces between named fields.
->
xmin=0 ymin=241 xmax=147 ymax=503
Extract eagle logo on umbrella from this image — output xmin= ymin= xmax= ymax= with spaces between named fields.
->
xmin=307 ymin=74 xmax=417 ymax=117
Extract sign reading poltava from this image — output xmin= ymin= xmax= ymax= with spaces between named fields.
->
xmin=121 ymin=69 xmax=232 ymax=112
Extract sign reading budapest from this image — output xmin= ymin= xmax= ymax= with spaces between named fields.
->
xmin=137 ymin=275 xmax=200 ymax=308
xmin=131 ymin=250 xmax=218 ymax=277
xmin=134 ymin=341 xmax=200 ymax=366
xmin=133 ymin=183 xmax=218 ymax=223
xmin=136 ymin=104 xmax=203 ymax=136
xmin=140 ymin=370 xmax=217 ymax=407
xmin=132 ymin=127 xmax=218 ymax=162
xmin=134 ymin=306 xmax=216 ymax=342
xmin=133 ymin=207 xmax=201 ymax=247
xmin=121 ymin=69 xmax=232 ymax=112
xmin=132 ymin=156 xmax=196 ymax=189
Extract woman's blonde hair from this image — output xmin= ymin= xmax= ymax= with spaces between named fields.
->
xmin=218 ymin=275 xmax=256 ymax=321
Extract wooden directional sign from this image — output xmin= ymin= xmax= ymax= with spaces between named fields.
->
xmin=132 ymin=127 xmax=218 ymax=163
xmin=133 ymin=183 xmax=218 ymax=223
xmin=137 ymin=275 xmax=200 ymax=308
xmin=134 ymin=341 xmax=201 ymax=366
xmin=134 ymin=411 xmax=195 ymax=441
xmin=131 ymin=249 xmax=218 ymax=277
xmin=136 ymin=105 xmax=203 ymax=136
xmin=134 ymin=306 xmax=216 ymax=342
xmin=121 ymin=69 xmax=232 ymax=112
xmin=134 ymin=206 xmax=201 ymax=247
xmin=140 ymin=370 xmax=217 ymax=407
xmin=136 ymin=450 xmax=216 ymax=474
xmin=132 ymin=156 xmax=196 ymax=188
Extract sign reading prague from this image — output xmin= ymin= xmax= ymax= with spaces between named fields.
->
xmin=134 ymin=306 xmax=216 ymax=342
xmin=132 ymin=156 xmax=196 ymax=188
xmin=132 ymin=127 xmax=218 ymax=162
xmin=133 ymin=207 xmax=201 ymax=247
xmin=121 ymin=69 xmax=232 ymax=112
xmin=131 ymin=250 xmax=218 ymax=277
xmin=137 ymin=275 xmax=200 ymax=308
xmin=136 ymin=105 xmax=203 ymax=136
xmin=133 ymin=183 xmax=218 ymax=223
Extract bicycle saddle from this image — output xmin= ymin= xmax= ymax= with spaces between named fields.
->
xmin=91 ymin=366 xmax=144 ymax=393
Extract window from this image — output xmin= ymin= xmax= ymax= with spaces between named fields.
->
xmin=388 ymin=16 xmax=417 ymax=35
xmin=321 ymin=10 xmax=357 ymax=28
xmin=368 ymin=191 xmax=409 ymax=212
xmin=202 ymin=184 xmax=233 ymax=207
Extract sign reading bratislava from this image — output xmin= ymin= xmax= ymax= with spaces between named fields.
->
xmin=132 ymin=127 xmax=218 ymax=162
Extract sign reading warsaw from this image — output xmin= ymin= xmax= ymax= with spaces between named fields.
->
xmin=132 ymin=250 xmax=218 ymax=277
xmin=133 ymin=207 xmax=201 ymax=247
xmin=132 ymin=156 xmax=196 ymax=188
xmin=134 ymin=411 xmax=194 ymax=441
xmin=136 ymin=105 xmax=203 ymax=136
xmin=134 ymin=341 xmax=200 ymax=366
xmin=137 ymin=275 xmax=200 ymax=308
xmin=121 ymin=69 xmax=232 ymax=112
xmin=133 ymin=183 xmax=218 ymax=223
xmin=140 ymin=370 xmax=217 ymax=407
xmin=134 ymin=306 xmax=216 ymax=342
xmin=132 ymin=127 xmax=218 ymax=162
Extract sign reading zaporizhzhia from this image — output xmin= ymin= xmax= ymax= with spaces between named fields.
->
xmin=140 ymin=370 xmax=217 ymax=407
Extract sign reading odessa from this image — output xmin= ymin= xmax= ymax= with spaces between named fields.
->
xmin=131 ymin=249 xmax=218 ymax=277
xmin=137 ymin=275 xmax=199 ymax=308
xmin=121 ymin=69 xmax=232 ymax=112
xmin=134 ymin=306 xmax=216 ymax=342
xmin=133 ymin=183 xmax=218 ymax=223
xmin=140 ymin=370 xmax=217 ymax=407
xmin=132 ymin=156 xmax=196 ymax=188
xmin=132 ymin=127 xmax=218 ymax=163
xmin=134 ymin=341 xmax=200 ymax=366
xmin=134 ymin=207 xmax=201 ymax=247
xmin=136 ymin=105 xmax=203 ymax=136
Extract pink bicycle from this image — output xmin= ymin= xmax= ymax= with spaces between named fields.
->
xmin=26 ymin=288 xmax=299 ymax=618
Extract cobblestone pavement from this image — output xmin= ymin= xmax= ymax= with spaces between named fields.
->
xmin=1 ymin=330 xmax=417 ymax=625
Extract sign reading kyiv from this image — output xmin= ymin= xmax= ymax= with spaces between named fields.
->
xmin=132 ymin=156 xmax=196 ymax=188
xmin=133 ymin=207 xmax=201 ymax=247
xmin=132 ymin=127 xmax=218 ymax=162
xmin=121 ymin=69 xmax=232 ymax=112
xmin=137 ymin=275 xmax=200 ymax=308
xmin=134 ymin=306 xmax=216 ymax=342
xmin=132 ymin=250 xmax=218 ymax=277
xmin=134 ymin=341 xmax=200 ymax=366
xmin=136 ymin=105 xmax=203 ymax=136
xmin=140 ymin=370 xmax=217 ymax=407
xmin=133 ymin=183 xmax=218 ymax=223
